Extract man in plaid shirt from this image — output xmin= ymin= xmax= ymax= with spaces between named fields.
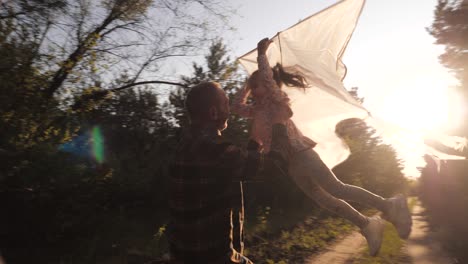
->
xmin=168 ymin=82 xmax=292 ymax=264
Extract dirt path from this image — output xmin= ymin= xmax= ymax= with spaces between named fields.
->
xmin=305 ymin=230 xmax=365 ymax=264
xmin=404 ymin=202 xmax=456 ymax=264
xmin=305 ymin=201 xmax=456 ymax=264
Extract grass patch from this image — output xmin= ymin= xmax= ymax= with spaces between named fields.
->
xmin=408 ymin=196 xmax=417 ymax=211
xmin=350 ymin=196 xmax=417 ymax=264
xmin=244 ymin=209 xmax=355 ymax=264
xmin=242 ymin=198 xmax=416 ymax=263
xmin=351 ymin=222 xmax=405 ymax=264
xmin=243 ymin=206 xmax=379 ymax=263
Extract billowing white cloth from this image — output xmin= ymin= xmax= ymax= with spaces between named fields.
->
xmin=238 ymin=0 xmax=466 ymax=170
xmin=239 ymin=0 xmax=368 ymax=168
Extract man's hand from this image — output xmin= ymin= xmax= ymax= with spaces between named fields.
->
xmin=257 ymin=38 xmax=272 ymax=55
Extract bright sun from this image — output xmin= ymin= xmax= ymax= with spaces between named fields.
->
xmin=369 ymin=76 xmax=465 ymax=177
xmin=378 ymin=78 xmax=463 ymax=133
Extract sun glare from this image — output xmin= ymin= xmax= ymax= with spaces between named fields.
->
xmin=378 ymin=77 xmax=463 ymax=133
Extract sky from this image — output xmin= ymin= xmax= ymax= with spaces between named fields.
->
xmin=226 ymin=0 xmax=458 ymax=120
xmin=169 ymin=0 xmax=462 ymax=177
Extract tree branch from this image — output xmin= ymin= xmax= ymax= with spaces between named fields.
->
xmin=111 ymin=80 xmax=188 ymax=92
xmin=70 ymin=80 xmax=187 ymax=111
xmin=44 ymin=11 xmax=118 ymax=98
xmin=130 ymin=53 xmax=188 ymax=83
xmin=100 ymin=21 xmax=140 ymax=39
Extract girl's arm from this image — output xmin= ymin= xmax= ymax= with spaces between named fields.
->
xmin=257 ymin=38 xmax=279 ymax=93
xmin=257 ymin=54 xmax=290 ymax=104
xmin=231 ymin=83 xmax=254 ymax=118
xmin=257 ymin=39 xmax=293 ymax=121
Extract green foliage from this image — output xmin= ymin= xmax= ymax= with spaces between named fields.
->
xmin=334 ymin=118 xmax=408 ymax=197
xmin=422 ymin=4 xmax=468 ymax=258
xmin=428 ymin=0 xmax=468 ymax=135
xmin=244 ymin=209 xmax=355 ymax=264
xmin=429 ymin=0 xmax=468 ymax=85
xmin=0 ymin=0 xmax=234 ymax=150
xmin=1 ymin=1 xmax=236 ymax=262
xmin=0 ymin=18 xmax=74 ymax=151
xmin=169 ymin=39 xmax=250 ymax=145
xmin=352 ymin=222 xmax=408 ymax=264
xmin=1 ymin=87 xmax=175 ymax=263
xmin=0 ymin=5 xmax=410 ymax=261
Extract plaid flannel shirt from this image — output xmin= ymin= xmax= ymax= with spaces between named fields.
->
xmin=168 ymin=124 xmax=291 ymax=263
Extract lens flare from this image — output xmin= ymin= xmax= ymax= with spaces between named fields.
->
xmin=59 ymin=133 xmax=90 ymax=157
xmin=92 ymin=126 xmax=104 ymax=163
xmin=59 ymin=126 xmax=105 ymax=163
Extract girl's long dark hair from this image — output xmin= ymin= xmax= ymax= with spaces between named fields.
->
xmin=272 ymin=63 xmax=308 ymax=89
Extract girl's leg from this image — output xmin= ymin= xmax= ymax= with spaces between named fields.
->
xmin=289 ymin=156 xmax=368 ymax=228
xmin=298 ymin=149 xmax=389 ymax=213
xmin=307 ymin=184 xmax=369 ymax=228
xmin=289 ymin=150 xmax=386 ymax=255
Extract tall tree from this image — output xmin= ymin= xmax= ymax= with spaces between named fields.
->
xmin=169 ymin=39 xmax=250 ymax=145
xmin=428 ymin=0 xmax=468 ymax=135
xmin=0 ymin=2 xmax=237 ymax=261
xmin=0 ymin=0 xmax=235 ymax=182
xmin=334 ymin=118 xmax=408 ymax=197
xmin=334 ymin=87 xmax=407 ymax=195
xmin=1 ymin=86 xmax=178 ymax=263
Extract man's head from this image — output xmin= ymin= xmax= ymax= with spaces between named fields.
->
xmin=185 ymin=82 xmax=230 ymax=131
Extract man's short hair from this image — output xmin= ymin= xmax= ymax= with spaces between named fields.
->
xmin=185 ymin=82 xmax=222 ymax=121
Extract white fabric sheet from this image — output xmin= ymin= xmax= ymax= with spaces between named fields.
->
xmin=239 ymin=0 xmax=368 ymax=168
xmin=238 ymin=0 xmax=466 ymax=170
